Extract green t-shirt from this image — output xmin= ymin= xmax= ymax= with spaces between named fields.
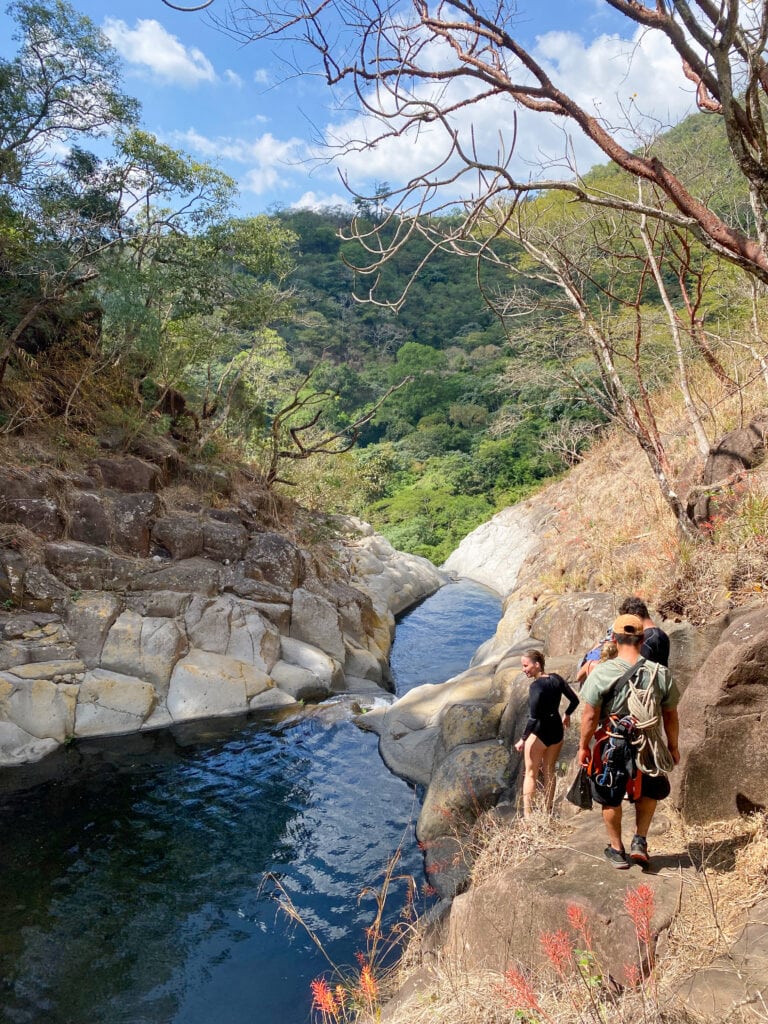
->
xmin=580 ymin=657 xmax=680 ymax=721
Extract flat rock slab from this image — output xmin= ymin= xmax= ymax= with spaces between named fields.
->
xmin=443 ymin=812 xmax=697 ymax=986
xmin=673 ymin=896 xmax=768 ymax=1019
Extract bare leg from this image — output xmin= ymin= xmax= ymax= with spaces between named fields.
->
xmin=541 ymin=739 xmax=564 ymax=813
xmin=522 ymin=734 xmax=546 ymax=817
xmin=634 ymin=796 xmax=657 ymax=837
xmin=602 ymin=804 xmax=624 ymax=851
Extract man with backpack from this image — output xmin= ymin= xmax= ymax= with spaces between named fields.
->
xmin=577 ymin=614 xmax=681 ymax=870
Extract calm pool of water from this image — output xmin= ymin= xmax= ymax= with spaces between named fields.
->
xmin=0 ymin=579 xmax=500 ymax=1024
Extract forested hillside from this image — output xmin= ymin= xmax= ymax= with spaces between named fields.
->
xmin=2 ymin=0 xmax=767 ymax=570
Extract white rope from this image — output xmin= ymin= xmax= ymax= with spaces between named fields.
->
xmin=627 ymin=663 xmax=676 ymax=776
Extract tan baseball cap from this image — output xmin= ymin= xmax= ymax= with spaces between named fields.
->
xmin=612 ymin=614 xmax=644 ymax=636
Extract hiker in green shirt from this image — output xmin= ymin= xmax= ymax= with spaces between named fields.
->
xmin=578 ymin=614 xmax=681 ymax=870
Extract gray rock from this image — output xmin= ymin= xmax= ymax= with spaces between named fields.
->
xmin=4 ymin=677 xmax=76 ymax=742
xmin=166 ymin=649 xmax=258 ymax=720
xmin=673 ymin=603 xmax=768 ymax=822
xmin=441 ymin=812 xmax=692 ymax=987
xmin=443 ymin=504 xmax=542 ymax=597
xmin=432 ymin=700 xmax=506 ymax=767
xmin=68 ymin=491 xmax=111 ymax=546
xmin=249 ymin=689 xmax=297 ymax=711
xmin=183 ymin=595 xmax=280 ymax=672
xmin=530 ymin=592 xmax=615 ymax=659
xmin=290 ymin=587 xmax=345 ymax=662
xmin=125 ymin=591 xmax=190 ymax=618
xmin=202 ymin=518 xmax=247 ymax=562
xmin=343 ymin=641 xmax=385 ymax=683
xmin=0 ymin=548 xmax=28 ymax=606
xmin=243 ymin=532 xmax=304 ymax=591
xmin=151 ymin=514 xmax=204 ymax=560
xmin=88 ymin=456 xmax=162 ymax=493
xmin=269 ymin=660 xmax=331 ymax=702
xmin=279 ymin=636 xmax=344 ymax=690
xmin=416 ymin=740 xmax=511 ymax=843
xmin=0 ymin=721 xmax=59 ymax=766
xmin=63 ymin=592 xmax=122 ymax=667
xmin=45 ymin=540 xmax=112 ymax=589
xmin=1 ymin=498 xmax=64 ymax=540
xmin=75 ymin=668 xmax=157 ymax=737
xmin=129 ymin=557 xmax=223 ymax=595
xmin=19 ymin=564 xmax=69 ymax=612
xmin=110 ymin=492 xmax=161 ymax=556
xmin=100 ymin=610 xmax=187 ymax=692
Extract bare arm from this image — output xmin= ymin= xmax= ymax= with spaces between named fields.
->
xmin=662 ymin=707 xmax=680 ymax=764
xmin=577 ymin=703 xmax=601 ymax=767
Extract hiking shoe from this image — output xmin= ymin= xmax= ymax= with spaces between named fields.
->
xmin=630 ymin=834 xmax=650 ymax=868
xmin=604 ymin=845 xmax=629 ymax=869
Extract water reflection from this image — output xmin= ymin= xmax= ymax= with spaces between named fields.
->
xmin=0 ymin=579 xmax=501 ymax=1024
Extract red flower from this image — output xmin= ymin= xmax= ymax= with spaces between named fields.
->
xmin=540 ymin=929 xmax=573 ymax=977
xmin=566 ymin=903 xmax=592 ymax=947
xmin=310 ymin=978 xmax=340 ymax=1020
xmin=498 ymin=968 xmax=542 ymax=1013
xmin=624 ymin=884 xmax=654 ymax=946
xmin=358 ymin=963 xmax=378 ymax=1001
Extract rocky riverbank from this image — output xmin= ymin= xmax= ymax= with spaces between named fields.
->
xmin=0 ymin=457 xmax=446 ymax=766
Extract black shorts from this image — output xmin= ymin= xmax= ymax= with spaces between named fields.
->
xmin=591 ymin=771 xmax=671 ymax=808
xmin=532 ymin=716 xmax=564 ymax=747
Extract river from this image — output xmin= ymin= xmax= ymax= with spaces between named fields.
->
xmin=0 ymin=579 xmax=501 ymax=1024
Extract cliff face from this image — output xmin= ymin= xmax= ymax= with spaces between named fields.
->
xmin=0 ymin=456 xmax=446 ymax=766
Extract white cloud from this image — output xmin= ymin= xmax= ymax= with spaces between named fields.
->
xmin=170 ymin=128 xmax=309 ymax=196
xmin=253 ymin=69 xmax=272 ymax=85
xmin=224 ymin=69 xmax=244 ymax=88
xmin=102 ymin=18 xmax=216 ymax=87
xmin=292 ymin=190 xmax=355 ymax=211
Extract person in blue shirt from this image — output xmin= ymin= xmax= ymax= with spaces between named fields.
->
xmin=514 ymin=650 xmax=580 ymax=817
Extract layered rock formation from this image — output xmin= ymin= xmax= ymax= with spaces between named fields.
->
xmin=0 ymin=461 xmax=445 ymax=766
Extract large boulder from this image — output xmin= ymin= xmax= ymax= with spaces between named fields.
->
xmin=0 ymin=721 xmax=59 ymax=766
xmin=202 ymin=517 xmax=247 ymax=562
xmin=531 ymin=592 xmax=615 ymax=659
xmin=129 ymin=557 xmax=223 ymax=595
xmin=87 ymin=456 xmax=162 ymax=493
xmin=0 ymin=497 xmax=64 ymax=539
xmin=416 ymin=740 xmax=511 ymax=843
xmin=166 ymin=649 xmax=267 ymax=721
xmin=183 ymin=595 xmax=280 ymax=671
xmin=276 ymin=636 xmax=343 ymax=695
xmin=151 ymin=513 xmax=204 ymax=560
xmin=68 ymin=491 xmax=112 ymax=546
xmin=673 ymin=896 xmax=768 ymax=1019
xmin=110 ymin=493 xmax=161 ymax=556
xmin=290 ymin=587 xmax=345 ymax=662
xmin=100 ymin=610 xmax=187 ymax=692
xmin=62 ymin=592 xmax=122 ymax=667
xmin=2 ymin=677 xmax=77 ymax=742
xmin=74 ymin=668 xmax=157 ymax=737
xmin=673 ymin=603 xmax=768 ymax=822
xmin=243 ymin=532 xmax=304 ymax=592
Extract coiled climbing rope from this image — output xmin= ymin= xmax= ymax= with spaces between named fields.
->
xmin=627 ymin=663 xmax=675 ymax=776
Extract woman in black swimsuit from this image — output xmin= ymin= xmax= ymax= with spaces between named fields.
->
xmin=514 ymin=649 xmax=580 ymax=817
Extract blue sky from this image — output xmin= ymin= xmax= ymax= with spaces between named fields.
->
xmin=2 ymin=0 xmax=698 ymax=216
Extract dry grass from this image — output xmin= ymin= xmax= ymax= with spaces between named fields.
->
xmin=517 ymin=354 xmax=768 ymax=624
xmin=376 ymin=810 xmax=768 ymax=1024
